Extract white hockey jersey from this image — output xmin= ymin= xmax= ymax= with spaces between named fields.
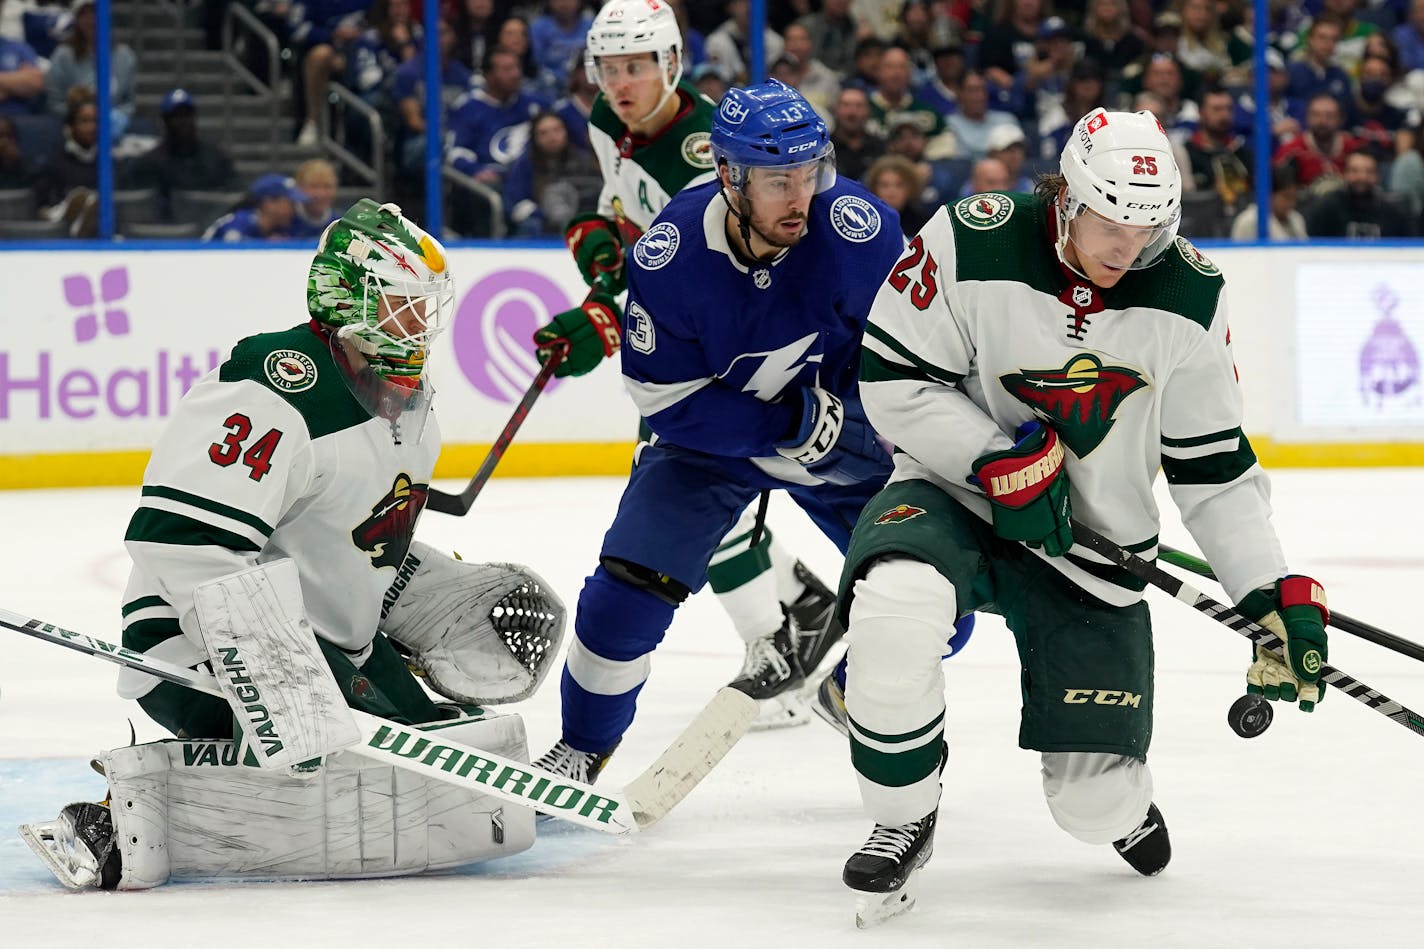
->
xmin=861 ymin=191 xmax=1288 ymax=607
xmin=118 ymin=323 xmax=440 ymax=698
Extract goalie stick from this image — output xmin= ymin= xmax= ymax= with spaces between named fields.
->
xmin=1069 ymin=524 xmax=1424 ymax=740
xmin=1158 ymin=545 xmax=1424 ymax=664
xmin=1 ymin=607 xmax=755 ymax=832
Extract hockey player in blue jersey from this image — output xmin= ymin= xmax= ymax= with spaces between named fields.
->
xmin=533 ymin=80 xmax=972 ymax=782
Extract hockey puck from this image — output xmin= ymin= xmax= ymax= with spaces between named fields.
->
xmin=1227 ymin=693 xmax=1273 ymax=739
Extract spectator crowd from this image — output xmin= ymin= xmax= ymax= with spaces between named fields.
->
xmin=5 ymin=0 xmax=1424 ymax=240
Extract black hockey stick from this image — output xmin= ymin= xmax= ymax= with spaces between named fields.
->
xmin=1157 ymin=545 xmax=1424 ymax=664
xmin=426 ymin=341 xmax=568 ymax=516
xmin=1070 ymin=522 xmax=1424 ymax=739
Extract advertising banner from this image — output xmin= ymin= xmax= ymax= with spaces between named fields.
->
xmin=1295 ymin=262 xmax=1424 ymax=429
xmin=0 ymin=247 xmax=636 ymax=461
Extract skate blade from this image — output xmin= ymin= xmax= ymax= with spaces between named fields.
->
xmin=18 ymin=821 xmax=97 ymax=889
xmin=854 ymin=875 xmax=920 ymax=929
xmin=748 ymin=691 xmax=814 ymax=731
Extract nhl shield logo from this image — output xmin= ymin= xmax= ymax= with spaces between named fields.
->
xmin=1071 ymin=285 xmax=1093 ymax=308
xmin=874 ymin=504 xmax=926 ymax=525
xmin=264 ymin=349 xmax=318 ymax=392
xmin=753 ymin=268 xmax=771 ymax=289
xmin=953 ymin=193 xmax=1013 ymax=231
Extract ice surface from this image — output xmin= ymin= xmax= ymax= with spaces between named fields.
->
xmin=1 ymin=471 xmax=1421 ymax=947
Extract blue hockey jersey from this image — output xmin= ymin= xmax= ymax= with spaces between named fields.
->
xmin=622 ymin=177 xmax=905 ymax=473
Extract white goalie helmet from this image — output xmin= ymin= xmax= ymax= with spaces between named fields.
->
xmin=1056 ymin=107 xmax=1182 ymax=271
xmin=584 ymin=0 xmax=683 ymax=97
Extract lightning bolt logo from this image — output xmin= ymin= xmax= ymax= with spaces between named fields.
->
xmin=732 ymin=333 xmax=821 ymax=401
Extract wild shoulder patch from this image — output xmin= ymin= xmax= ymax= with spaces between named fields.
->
xmin=953 ymin=193 xmax=1014 ymax=231
xmin=874 ymin=504 xmax=926 ymax=525
xmin=682 ymin=132 xmax=713 ymax=169
xmin=1175 ymin=236 xmax=1220 ymax=276
xmin=264 ymin=349 xmax=318 ymax=392
xmin=633 ymin=222 xmax=680 ymax=271
xmin=829 ymin=194 xmax=882 ymax=242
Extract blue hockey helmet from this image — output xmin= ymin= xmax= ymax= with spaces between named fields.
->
xmin=711 ymin=79 xmax=836 ymax=196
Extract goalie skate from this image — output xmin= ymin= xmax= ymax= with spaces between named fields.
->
xmin=20 ymin=802 xmax=121 ymax=890
xmin=845 ymin=811 xmax=937 ymax=929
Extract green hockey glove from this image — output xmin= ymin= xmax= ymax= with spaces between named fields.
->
xmin=564 ymin=214 xmax=626 ymax=296
xmin=533 ymin=291 xmax=622 ymax=378
xmin=1238 ymin=575 xmax=1329 ymax=711
xmin=970 ymin=422 xmax=1073 ymax=557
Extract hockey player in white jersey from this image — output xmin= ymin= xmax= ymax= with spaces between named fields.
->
xmin=833 ymin=109 xmax=1329 ymax=926
xmin=529 ymin=0 xmax=845 ymax=729
xmin=20 ymin=200 xmax=567 ymax=890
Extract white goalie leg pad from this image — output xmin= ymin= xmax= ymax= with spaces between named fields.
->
xmin=103 ymin=713 xmax=536 ymax=890
xmin=1040 ymin=752 xmax=1154 ymax=845
xmin=381 ymin=542 xmax=566 ymax=704
xmin=845 ymin=558 xmax=956 ymax=827
xmin=193 ymin=558 xmax=361 ymax=769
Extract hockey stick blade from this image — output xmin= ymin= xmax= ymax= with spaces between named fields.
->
xmin=1070 ymin=524 xmax=1424 ymax=739
xmin=1159 ymin=545 xmax=1424 ymax=664
xmin=0 ymin=607 xmax=638 ymax=835
xmin=426 ymin=343 xmax=568 ymax=517
xmin=624 ymin=687 xmax=759 ymax=828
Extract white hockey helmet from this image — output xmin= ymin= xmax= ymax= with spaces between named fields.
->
xmin=584 ymin=0 xmax=683 ymax=98
xmin=1056 ymin=107 xmax=1182 ymax=271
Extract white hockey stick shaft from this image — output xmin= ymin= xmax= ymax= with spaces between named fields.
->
xmin=0 ymin=608 xmax=637 ymax=835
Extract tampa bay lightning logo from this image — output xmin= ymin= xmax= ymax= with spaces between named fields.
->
xmin=490 ymin=121 xmax=532 ymax=166
xmin=633 ymin=222 xmax=680 ymax=270
xmin=829 ymin=195 xmax=881 ymax=243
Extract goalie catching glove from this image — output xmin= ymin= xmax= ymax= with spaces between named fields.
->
xmin=775 ymin=387 xmax=891 ymax=486
xmin=1238 ymin=575 xmax=1329 ymax=711
xmin=564 ymin=213 xmax=626 ymax=295
xmin=970 ymin=422 xmax=1073 ymax=557
xmin=533 ymin=291 xmax=622 ymax=378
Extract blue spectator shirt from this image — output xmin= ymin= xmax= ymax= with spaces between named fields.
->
xmin=203 ymin=208 xmax=299 ymax=242
xmin=529 ymin=11 xmax=592 ymax=88
xmin=0 ymin=37 xmax=40 ymax=116
xmin=447 ymin=88 xmax=547 ymax=176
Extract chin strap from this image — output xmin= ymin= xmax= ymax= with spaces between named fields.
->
xmin=719 ymin=186 xmax=758 ymax=260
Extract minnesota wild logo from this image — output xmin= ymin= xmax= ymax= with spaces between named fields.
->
xmin=874 ymin=504 xmax=926 ymax=525
xmin=1000 ymin=354 xmax=1148 ymax=457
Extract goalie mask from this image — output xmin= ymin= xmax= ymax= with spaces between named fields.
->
xmin=1056 ymin=108 xmax=1181 ymax=276
xmin=308 ymin=200 xmax=454 ymax=439
xmin=381 ymin=544 xmax=567 ymax=705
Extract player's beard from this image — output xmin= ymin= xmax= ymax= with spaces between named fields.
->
xmin=748 ymin=210 xmax=808 ymax=251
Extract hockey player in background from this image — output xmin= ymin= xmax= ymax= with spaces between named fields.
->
xmin=530 ymin=0 xmax=845 ymax=729
xmin=833 ymin=109 xmax=1329 ymax=926
xmin=20 ymin=200 xmax=567 ymax=891
xmin=533 ymin=79 xmax=971 ymax=782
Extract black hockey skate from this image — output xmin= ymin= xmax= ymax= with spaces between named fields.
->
xmin=786 ymin=561 xmax=844 ymax=674
xmin=1113 ymin=802 xmax=1171 ymax=876
xmin=534 ymin=740 xmax=618 ymax=785
xmin=729 ymin=620 xmax=811 ymax=730
xmin=844 ymin=810 xmax=938 ymax=928
xmin=19 ymin=802 xmax=121 ymax=890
